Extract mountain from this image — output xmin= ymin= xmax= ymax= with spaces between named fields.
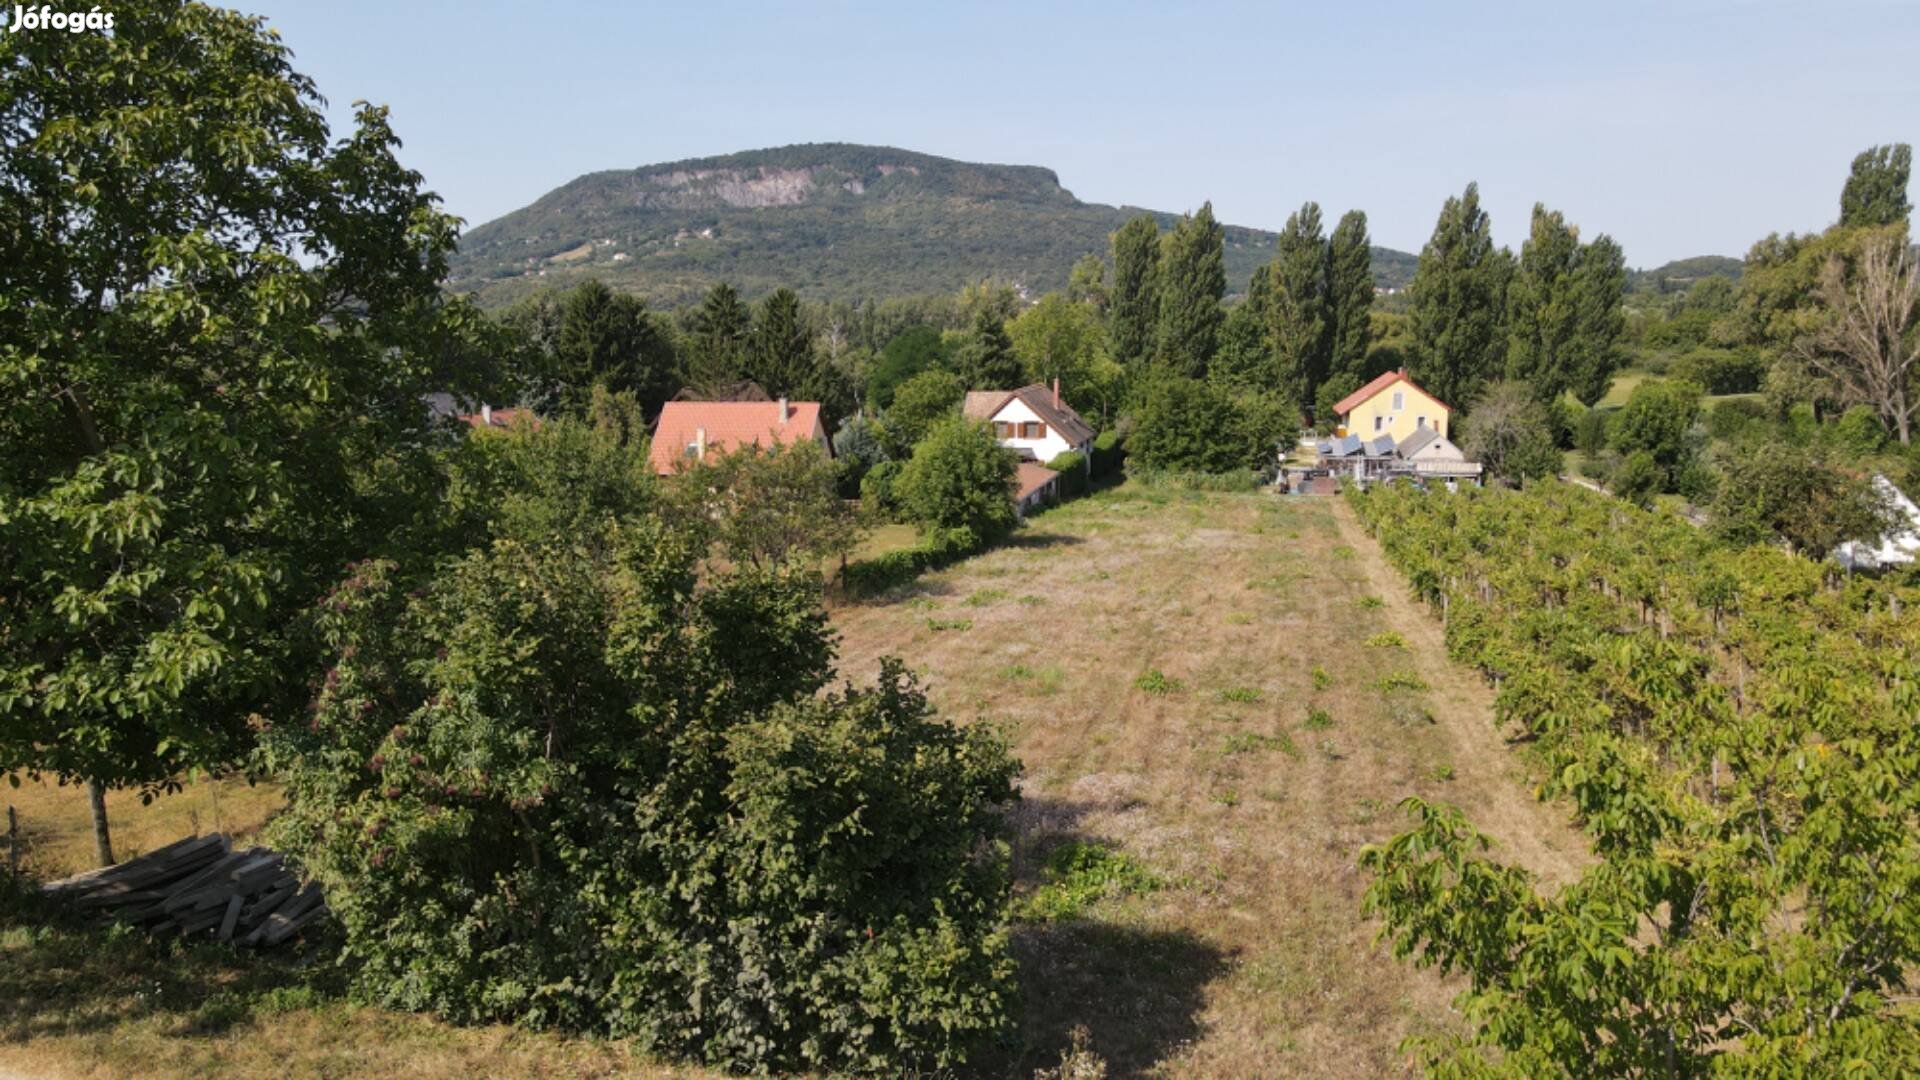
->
xmin=446 ymin=143 xmax=1420 ymax=308
xmin=1627 ymin=254 xmax=1743 ymax=294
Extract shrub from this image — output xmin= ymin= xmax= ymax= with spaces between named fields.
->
xmin=1133 ymin=669 xmax=1185 ymax=694
xmin=1128 ymin=376 xmax=1297 ymax=475
xmin=1364 ymin=631 xmax=1408 ymax=648
xmin=1016 ymin=842 xmax=1159 ymax=922
xmin=1217 ymin=686 xmax=1262 ymax=704
xmin=1830 ymin=405 xmax=1889 ymax=455
xmin=1303 ymin=707 xmax=1334 ymax=730
xmin=894 ymin=416 xmax=1018 ymax=548
xmin=1707 ymin=397 xmax=1767 ymax=441
xmin=263 ymin=522 xmax=1019 ymax=1073
xmin=1091 ymin=430 xmax=1127 ymax=478
xmin=1611 ymin=449 xmax=1665 ymax=507
xmin=860 ymin=459 xmax=904 ymax=518
xmin=1045 ymin=450 xmax=1088 ymax=498
xmin=1574 ymin=407 xmax=1612 ymax=456
xmin=1671 ymin=347 xmax=1766 ymax=395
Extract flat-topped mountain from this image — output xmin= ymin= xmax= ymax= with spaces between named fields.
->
xmin=447 ymin=143 xmax=1420 ymax=307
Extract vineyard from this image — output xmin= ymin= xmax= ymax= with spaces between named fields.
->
xmin=1349 ymin=481 xmax=1920 ymax=1075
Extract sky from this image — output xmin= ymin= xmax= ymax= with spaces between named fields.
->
xmin=253 ymin=0 xmax=1920 ymax=268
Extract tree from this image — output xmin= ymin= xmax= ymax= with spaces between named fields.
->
xmin=1610 ymin=379 xmax=1702 ymax=491
xmin=1460 ymin=382 xmax=1562 ymax=486
xmin=522 ymin=280 xmax=677 ymax=417
xmin=1128 ymin=376 xmax=1295 ymax=474
xmin=1155 ymin=203 xmax=1226 ymax=377
xmin=1326 ymin=210 xmax=1376 ymax=385
xmin=1109 ymin=215 xmax=1162 ymax=371
xmin=1007 ymin=294 xmax=1124 ymax=420
xmin=950 ymin=307 xmax=1023 ymax=390
xmin=675 ymin=441 xmax=862 ymax=573
xmin=1409 ymin=183 xmax=1511 ymax=410
xmin=867 ymin=325 xmax=948 ymax=411
xmin=1839 ymin=143 xmax=1913 ymax=228
xmin=685 ymin=282 xmax=753 ymax=390
xmin=1067 ymin=252 xmax=1110 ymax=312
xmin=893 ymin=416 xmax=1018 ymax=549
xmin=1802 ymin=234 xmax=1920 ymax=444
xmin=1504 ymin=206 xmax=1629 ymax=407
xmin=1269 ymin=202 xmax=1331 ymax=405
xmin=747 ymin=287 xmax=816 ymax=399
xmin=881 ymin=369 xmax=965 ymax=458
xmin=1710 ymin=442 xmax=1892 ymax=554
xmin=0 ymin=2 xmax=497 ymax=864
xmin=1212 ymin=289 xmax=1279 ymax=392
xmin=263 ymin=512 xmax=1017 ymax=1071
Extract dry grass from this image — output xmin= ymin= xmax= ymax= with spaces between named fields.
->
xmin=2 ymin=482 xmax=1584 ymax=1078
xmin=3 ymin=775 xmax=283 ymax=881
xmin=834 ymin=484 xmax=1586 ymax=1076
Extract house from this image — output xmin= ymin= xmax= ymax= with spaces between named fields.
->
xmin=1014 ymin=462 xmax=1061 ymax=516
xmin=1395 ymin=426 xmax=1462 ymax=463
xmin=1332 ymin=369 xmax=1450 ymax=443
xmin=423 ymin=393 xmax=542 ymax=432
xmin=1834 ymin=475 xmax=1920 ymax=571
xmin=1287 ymin=427 xmax=1483 ymax=492
xmin=961 ymin=380 xmax=1096 ymax=467
xmin=647 ymin=398 xmax=829 ymax=475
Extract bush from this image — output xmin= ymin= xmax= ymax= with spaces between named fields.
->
xmin=263 ymin=492 xmax=1018 ymax=1072
xmin=1707 ymin=398 xmax=1767 ymax=441
xmin=1574 ymin=407 xmax=1612 ymax=456
xmin=1045 ymin=450 xmax=1088 ymax=497
xmin=1671 ymin=347 xmax=1766 ymax=395
xmin=1091 ymin=430 xmax=1126 ymax=478
xmin=1830 ymin=405 xmax=1888 ymax=455
xmin=860 ymin=459 xmax=904 ymax=519
xmin=1611 ymin=449 xmax=1665 ymax=507
xmin=894 ymin=416 xmax=1018 ymax=548
xmin=1129 ymin=376 xmax=1297 ymax=475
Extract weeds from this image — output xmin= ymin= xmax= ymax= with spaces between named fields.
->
xmin=1217 ymin=686 xmax=1262 ymax=704
xmin=1017 ymin=841 xmax=1159 ymax=922
xmin=1133 ymin=669 xmax=1184 ymax=695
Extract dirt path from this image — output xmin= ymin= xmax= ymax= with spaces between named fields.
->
xmin=1330 ymin=498 xmax=1587 ymax=886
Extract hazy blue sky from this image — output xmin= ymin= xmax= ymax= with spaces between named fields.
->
xmin=255 ymin=0 xmax=1917 ymax=267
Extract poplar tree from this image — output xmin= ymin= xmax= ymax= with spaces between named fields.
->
xmin=1504 ymin=205 xmax=1628 ymax=407
xmin=1109 ymin=215 xmax=1162 ymax=371
xmin=1269 ymin=201 xmax=1330 ymax=404
xmin=1409 ymin=183 xmax=1512 ymax=410
xmin=1155 ymin=203 xmax=1226 ymax=377
xmin=1326 ymin=210 xmax=1376 ymax=383
xmin=1839 ymin=143 xmax=1913 ymax=228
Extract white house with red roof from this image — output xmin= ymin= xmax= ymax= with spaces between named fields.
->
xmin=961 ymin=380 xmax=1096 ymax=514
xmin=648 ymin=398 xmax=829 ymax=475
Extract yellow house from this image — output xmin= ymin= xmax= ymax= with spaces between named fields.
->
xmin=1332 ymin=369 xmax=1451 ymax=443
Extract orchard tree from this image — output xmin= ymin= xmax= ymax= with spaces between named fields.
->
xmin=1409 ymin=183 xmax=1512 ymax=409
xmin=0 ymin=0 xmax=500 ymax=863
xmin=1710 ymin=442 xmax=1891 ymax=554
xmin=1156 ymin=203 xmax=1226 ymax=377
xmin=1109 ymin=215 xmax=1162 ymax=372
xmin=674 ymin=441 xmax=862 ymax=574
xmin=1460 ymin=382 xmax=1562 ymax=486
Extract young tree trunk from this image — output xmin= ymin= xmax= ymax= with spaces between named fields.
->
xmin=87 ymin=780 xmax=114 ymax=867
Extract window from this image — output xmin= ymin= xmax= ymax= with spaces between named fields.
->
xmin=1021 ymin=421 xmax=1046 ymax=439
xmin=1417 ymin=416 xmax=1427 ymax=429
xmin=1392 ymin=391 xmax=1405 ymax=410
xmin=1373 ymin=415 xmax=1385 ymax=432
xmin=993 ymin=421 xmax=1015 ymax=439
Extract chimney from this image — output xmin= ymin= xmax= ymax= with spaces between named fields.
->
xmin=778 ymin=397 xmax=789 ymax=424
xmin=481 ymin=403 xmax=492 ymax=426
xmin=695 ymin=426 xmax=707 ymax=459
xmin=1052 ymin=378 xmax=1060 ymax=409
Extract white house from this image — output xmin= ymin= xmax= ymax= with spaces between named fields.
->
xmin=961 ymin=381 xmax=1095 ymax=466
xmin=1835 ymin=474 xmax=1920 ymax=571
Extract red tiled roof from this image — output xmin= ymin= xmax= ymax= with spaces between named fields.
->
xmin=961 ymin=383 xmax=1097 ymax=446
xmin=648 ymin=400 xmax=826 ymax=475
xmin=1015 ymin=461 xmax=1059 ymax=501
xmin=460 ymin=407 xmax=542 ymax=431
xmin=1330 ymin=369 xmax=1448 ymax=418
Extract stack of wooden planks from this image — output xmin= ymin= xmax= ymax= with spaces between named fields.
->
xmin=40 ymin=833 xmax=327 ymax=947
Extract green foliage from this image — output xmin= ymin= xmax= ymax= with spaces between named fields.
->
xmin=1831 ymin=404 xmax=1890 ymax=455
xmin=1351 ymin=481 xmax=1920 ymax=1074
xmin=1503 ymin=204 xmax=1628 ymax=406
xmin=1670 ymin=346 xmax=1765 ymax=395
xmin=1109 ymin=215 xmax=1163 ymax=372
xmin=1327 ymin=210 xmax=1377 ymax=385
xmin=1045 ymin=450 xmax=1089 ymax=497
xmin=1302 ymin=707 xmax=1334 ymax=731
xmin=262 ymin=507 xmax=1019 ymax=1071
xmin=1008 ymin=294 xmax=1124 ymax=422
xmin=859 ymin=459 xmax=904 ymax=519
xmin=683 ymin=281 xmax=752 ymax=390
xmin=1310 ymin=665 xmax=1333 ymax=690
xmin=1709 ymin=441 xmax=1892 ymax=554
xmin=1610 ymin=449 xmax=1664 ymax=507
xmin=744 ymin=287 xmax=816 ymax=399
xmin=1132 ymin=669 xmax=1184 ymax=694
xmin=1363 ymin=631 xmax=1407 ymax=648
xmin=868 ymin=325 xmax=949 ymax=410
xmin=506 ymin=280 xmax=680 ymax=417
xmin=893 ymin=416 xmax=1018 ymax=548
xmin=1609 ymin=379 xmax=1703 ymax=492
xmin=1155 ymin=203 xmax=1227 ymax=377
xmin=1128 ymin=377 xmax=1297 ymax=475
xmin=1269 ymin=202 xmax=1331 ymax=404
xmin=830 ymin=412 xmax=888 ymax=494
xmin=1839 ymin=142 xmax=1913 ymax=228
xmin=1409 ymin=182 xmax=1513 ymax=410
xmin=1462 ymin=381 xmax=1564 ymax=487
xmin=671 ymin=440 xmax=861 ymax=572
xmin=1217 ymin=686 xmax=1263 ymax=704
xmin=1091 ymin=430 xmax=1128 ymax=479
xmin=949 ymin=307 xmax=1023 ymax=391
xmin=0 ymin=1 xmax=500 ymax=795
xmin=880 ymin=368 xmax=965 ymax=458
xmin=1016 ymin=842 xmax=1159 ymax=922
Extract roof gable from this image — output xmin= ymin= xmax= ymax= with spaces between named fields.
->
xmin=1332 ymin=369 xmax=1450 ymax=418
xmin=963 ymin=383 xmax=1096 ymax=446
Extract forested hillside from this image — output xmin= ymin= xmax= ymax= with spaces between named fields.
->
xmin=446 ymin=143 xmax=1420 ymax=307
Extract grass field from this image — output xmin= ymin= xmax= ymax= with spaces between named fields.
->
xmin=0 ymin=482 xmax=1585 ymax=1078
xmin=3 ymin=775 xmax=282 ymax=882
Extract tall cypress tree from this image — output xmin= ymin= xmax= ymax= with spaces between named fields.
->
xmin=747 ymin=287 xmax=815 ymax=398
xmin=1269 ymin=202 xmax=1330 ymax=405
xmin=1155 ymin=202 xmax=1226 ymax=378
xmin=1408 ymin=183 xmax=1511 ymax=410
xmin=1839 ymin=143 xmax=1913 ymax=228
xmin=1325 ymin=210 xmax=1375 ymax=383
xmin=1109 ymin=215 xmax=1161 ymax=372
xmin=687 ymin=281 xmax=752 ymax=390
